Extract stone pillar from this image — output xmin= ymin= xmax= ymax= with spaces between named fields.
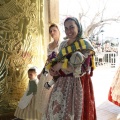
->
xmin=49 ymin=0 xmax=59 ymax=24
xmin=43 ymin=0 xmax=59 ymax=60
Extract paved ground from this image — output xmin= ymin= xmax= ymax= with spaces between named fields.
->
xmin=92 ymin=66 xmax=120 ymax=120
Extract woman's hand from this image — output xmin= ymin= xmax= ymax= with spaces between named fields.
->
xmin=49 ymin=62 xmax=62 ymax=76
xmin=37 ymin=73 xmax=41 ymax=80
xmin=53 ymin=62 xmax=62 ymax=71
xmin=49 ymin=67 xmax=59 ymax=76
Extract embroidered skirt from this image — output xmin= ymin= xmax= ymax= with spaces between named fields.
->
xmin=108 ymin=66 xmax=120 ymax=106
xmin=42 ymin=76 xmax=83 ymax=120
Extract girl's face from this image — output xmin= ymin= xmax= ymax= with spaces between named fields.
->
xmin=28 ymin=71 xmax=37 ymax=80
xmin=49 ymin=26 xmax=60 ymax=40
xmin=64 ymin=20 xmax=78 ymax=41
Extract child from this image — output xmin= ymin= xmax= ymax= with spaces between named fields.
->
xmin=13 ymin=66 xmax=39 ymax=120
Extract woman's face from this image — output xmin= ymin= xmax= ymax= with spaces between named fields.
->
xmin=64 ymin=20 xmax=78 ymax=41
xmin=49 ymin=26 xmax=60 ymax=40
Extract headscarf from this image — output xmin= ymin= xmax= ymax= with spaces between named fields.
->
xmin=64 ymin=17 xmax=83 ymax=40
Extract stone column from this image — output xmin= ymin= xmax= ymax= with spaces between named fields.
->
xmin=43 ymin=0 xmax=59 ymax=60
xmin=49 ymin=0 xmax=59 ymax=24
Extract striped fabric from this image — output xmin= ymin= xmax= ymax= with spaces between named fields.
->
xmin=14 ymin=95 xmax=39 ymax=120
xmin=46 ymin=39 xmax=95 ymax=70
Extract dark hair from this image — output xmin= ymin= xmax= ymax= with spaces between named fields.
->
xmin=49 ymin=23 xmax=59 ymax=33
xmin=64 ymin=17 xmax=83 ymax=39
xmin=28 ymin=68 xmax=36 ymax=73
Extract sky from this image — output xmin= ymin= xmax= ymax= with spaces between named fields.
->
xmin=103 ymin=23 xmax=120 ymax=38
xmin=59 ymin=0 xmax=120 ymax=40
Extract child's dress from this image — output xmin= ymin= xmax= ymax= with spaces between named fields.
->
xmin=14 ymin=79 xmax=39 ymax=120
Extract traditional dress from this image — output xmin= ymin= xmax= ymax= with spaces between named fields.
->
xmin=35 ymin=42 xmax=59 ymax=119
xmin=14 ymin=79 xmax=39 ymax=120
xmin=42 ymin=39 xmax=96 ymax=120
xmin=108 ymin=67 xmax=120 ymax=106
xmin=108 ymin=49 xmax=120 ymax=106
xmin=81 ymin=73 xmax=96 ymax=120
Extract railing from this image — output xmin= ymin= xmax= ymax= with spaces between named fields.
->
xmin=95 ymin=52 xmax=118 ymax=67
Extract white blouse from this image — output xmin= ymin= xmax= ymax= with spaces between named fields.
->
xmin=47 ymin=44 xmax=58 ymax=56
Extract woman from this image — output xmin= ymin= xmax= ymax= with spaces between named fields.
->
xmin=42 ymin=17 xmax=96 ymax=120
xmin=108 ymin=47 xmax=120 ymax=106
xmin=47 ymin=23 xmax=61 ymax=58
xmin=35 ymin=23 xmax=61 ymax=118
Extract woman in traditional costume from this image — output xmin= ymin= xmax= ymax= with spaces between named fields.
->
xmin=35 ymin=23 xmax=61 ymax=119
xmin=108 ymin=47 xmax=120 ymax=106
xmin=42 ymin=17 xmax=96 ymax=120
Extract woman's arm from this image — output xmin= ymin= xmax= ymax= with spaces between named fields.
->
xmin=50 ymin=62 xmax=74 ymax=75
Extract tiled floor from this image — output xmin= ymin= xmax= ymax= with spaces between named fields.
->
xmin=92 ymin=66 xmax=120 ymax=120
xmin=97 ymin=101 xmax=120 ymax=120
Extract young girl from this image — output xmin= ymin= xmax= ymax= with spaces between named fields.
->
xmin=13 ymin=66 xmax=39 ymax=120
